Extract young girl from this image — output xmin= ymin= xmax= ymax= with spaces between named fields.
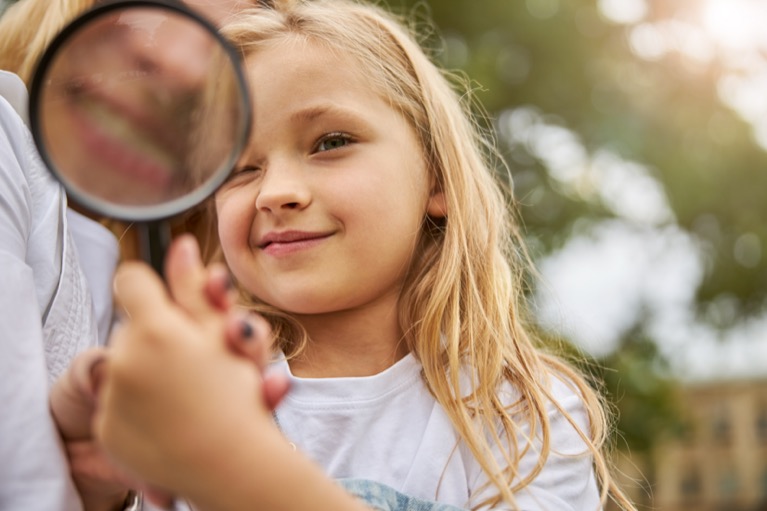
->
xmin=95 ymin=0 xmax=635 ymax=509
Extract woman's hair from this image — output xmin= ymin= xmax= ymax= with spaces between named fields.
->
xmin=217 ymin=1 xmax=635 ymax=509
xmin=0 ymin=0 xmax=97 ymax=84
xmin=0 ymin=0 xmax=248 ymax=261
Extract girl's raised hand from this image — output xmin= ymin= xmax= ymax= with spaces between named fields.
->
xmin=50 ymin=235 xmax=289 ymax=509
xmin=92 ymin=236 xmax=284 ymax=495
xmin=164 ymin=236 xmax=288 ymax=401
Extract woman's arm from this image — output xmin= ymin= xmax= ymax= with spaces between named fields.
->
xmin=0 ymin=80 xmax=83 ymax=511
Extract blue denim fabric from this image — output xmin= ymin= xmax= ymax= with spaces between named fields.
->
xmin=338 ymin=479 xmax=467 ymax=511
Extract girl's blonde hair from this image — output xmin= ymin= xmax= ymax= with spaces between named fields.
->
xmin=218 ymin=1 xmax=635 ymax=509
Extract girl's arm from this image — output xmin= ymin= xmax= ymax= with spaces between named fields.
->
xmin=94 ymin=236 xmax=369 ymax=511
xmin=49 ymin=235 xmax=290 ymax=511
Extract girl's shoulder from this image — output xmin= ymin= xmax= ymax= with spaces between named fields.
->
xmin=497 ymin=368 xmax=591 ymax=422
xmin=459 ymin=359 xmax=592 ymax=431
xmin=467 ymin=369 xmax=602 ymax=510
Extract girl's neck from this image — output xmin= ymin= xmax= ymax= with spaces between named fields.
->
xmin=288 ymin=303 xmax=409 ymax=378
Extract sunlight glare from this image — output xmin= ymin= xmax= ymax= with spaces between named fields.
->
xmin=702 ymin=0 xmax=765 ymax=50
xmin=598 ymin=0 xmax=647 ymax=25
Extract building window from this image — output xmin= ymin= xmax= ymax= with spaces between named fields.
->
xmin=718 ymin=471 xmax=738 ymax=499
xmin=680 ymin=468 xmax=702 ymax=500
xmin=761 ymin=467 xmax=767 ymax=497
xmin=678 ymin=419 xmax=697 ymax=445
xmin=756 ymin=405 xmax=767 ymax=443
xmin=712 ymin=406 xmax=731 ymax=445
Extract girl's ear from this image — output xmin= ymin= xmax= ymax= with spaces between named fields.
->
xmin=426 ymin=190 xmax=447 ymax=218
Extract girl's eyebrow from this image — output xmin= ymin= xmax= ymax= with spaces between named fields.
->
xmin=289 ymin=104 xmax=365 ymax=125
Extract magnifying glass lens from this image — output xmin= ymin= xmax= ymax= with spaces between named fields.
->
xmin=32 ymin=2 xmax=249 ymax=220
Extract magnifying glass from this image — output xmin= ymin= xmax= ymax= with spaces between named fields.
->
xmin=28 ymin=0 xmax=251 ymax=275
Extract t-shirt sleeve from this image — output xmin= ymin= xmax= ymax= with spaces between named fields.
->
xmin=467 ymin=374 xmax=602 ymax=511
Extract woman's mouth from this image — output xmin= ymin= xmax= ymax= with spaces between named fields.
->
xmin=61 ymin=79 xmax=183 ymax=193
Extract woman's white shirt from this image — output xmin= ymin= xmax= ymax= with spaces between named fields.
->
xmin=66 ymin=208 xmax=119 ymax=346
xmin=0 ymin=70 xmax=117 ymax=511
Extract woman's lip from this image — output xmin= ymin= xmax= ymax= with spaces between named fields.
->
xmin=67 ymin=97 xmax=176 ymax=191
xmin=59 ymin=74 xmax=191 ymax=192
xmin=65 ymin=76 xmax=185 ymax=160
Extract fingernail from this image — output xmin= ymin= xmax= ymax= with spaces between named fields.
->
xmin=223 ymin=272 xmax=234 ymax=291
xmin=89 ymin=357 xmax=107 ymax=397
xmin=241 ymin=320 xmax=255 ymax=341
xmin=177 ymin=235 xmax=200 ymax=267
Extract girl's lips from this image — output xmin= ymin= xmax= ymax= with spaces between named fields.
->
xmin=258 ymin=231 xmax=333 ymax=257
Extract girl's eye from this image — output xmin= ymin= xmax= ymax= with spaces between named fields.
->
xmin=315 ymin=133 xmax=352 ymax=152
xmin=225 ymin=165 xmax=261 ymax=184
xmin=233 ymin=165 xmax=261 ymax=175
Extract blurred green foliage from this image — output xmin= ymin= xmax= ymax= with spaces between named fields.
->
xmin=536 ymin=323 xmax=685 ymax=453
xmin=390 ymin=0 xmax=767 ymax=314
xmin=598 ymin=333 xmax=686 ymax=451
xmin=389 ymin=0 xmax=767 ymax=451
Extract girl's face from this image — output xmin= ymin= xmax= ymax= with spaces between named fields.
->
xmin=216 ymin=39 xmax=444 ymax=316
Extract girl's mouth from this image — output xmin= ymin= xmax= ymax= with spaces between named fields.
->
xmin=258 ymin=231 xmax=334 ymax=256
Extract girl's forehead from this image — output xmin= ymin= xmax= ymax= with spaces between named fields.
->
xmin=245 ymin=37 xmax=373 ymax=87
xmin=241 ymin=35 xmax=417 ymax=128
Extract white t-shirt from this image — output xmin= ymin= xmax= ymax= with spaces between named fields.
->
xmin=0 ymin=70 xmax=117 ymax=511
xmin=273 ymin=354 xmax=601 ymax=511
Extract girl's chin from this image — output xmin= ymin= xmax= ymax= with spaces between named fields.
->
xmin=255 ymin=296 xmax=340 ymax=316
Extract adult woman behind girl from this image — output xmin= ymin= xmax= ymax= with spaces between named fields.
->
xmin=93 ymin=0 xmax=637 ymax=509
xmin=0 ymin=0 xmax=265 ymax=268
xmin=0 ymin=1 xmax=272 ymax=510
xmin=0 ymin=65 xmax=103 ymax=511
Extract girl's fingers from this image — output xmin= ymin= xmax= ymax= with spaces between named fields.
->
xmin=262 ymin=372 xmax=291 ymax=410
xmin=162 ymin=235 xmax=216 ymax=318
xmin=203 ymin=263 xmax=236 ymax=312
xmin=224 ymin=314 xmax=289 ymax=410
xmin=224 ymin=313 xmax=272 ymax=370
xmin=141 ymin=485 xmax=176 ymax=510
xmin=113 ymin=261 xmax=172 ymax=323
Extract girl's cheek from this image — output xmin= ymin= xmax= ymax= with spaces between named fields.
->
xmin=215 ymin=207 xmax=236 ymax=250
xmin=217 ymin=207 xmax=250 ymax=257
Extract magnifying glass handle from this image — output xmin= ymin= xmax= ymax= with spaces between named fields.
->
xmin=136 ymin=221 xmax=172 ymax=277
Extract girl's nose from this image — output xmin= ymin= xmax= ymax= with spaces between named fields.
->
xmin=254 ymin=161 xmax=312 ymax=213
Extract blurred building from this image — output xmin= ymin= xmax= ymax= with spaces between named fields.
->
xmin=613 ymin=379 xmax=767 ymax=510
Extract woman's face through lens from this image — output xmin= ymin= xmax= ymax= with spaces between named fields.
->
xmin=38 ymin=5 xmax=244 ymax=209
